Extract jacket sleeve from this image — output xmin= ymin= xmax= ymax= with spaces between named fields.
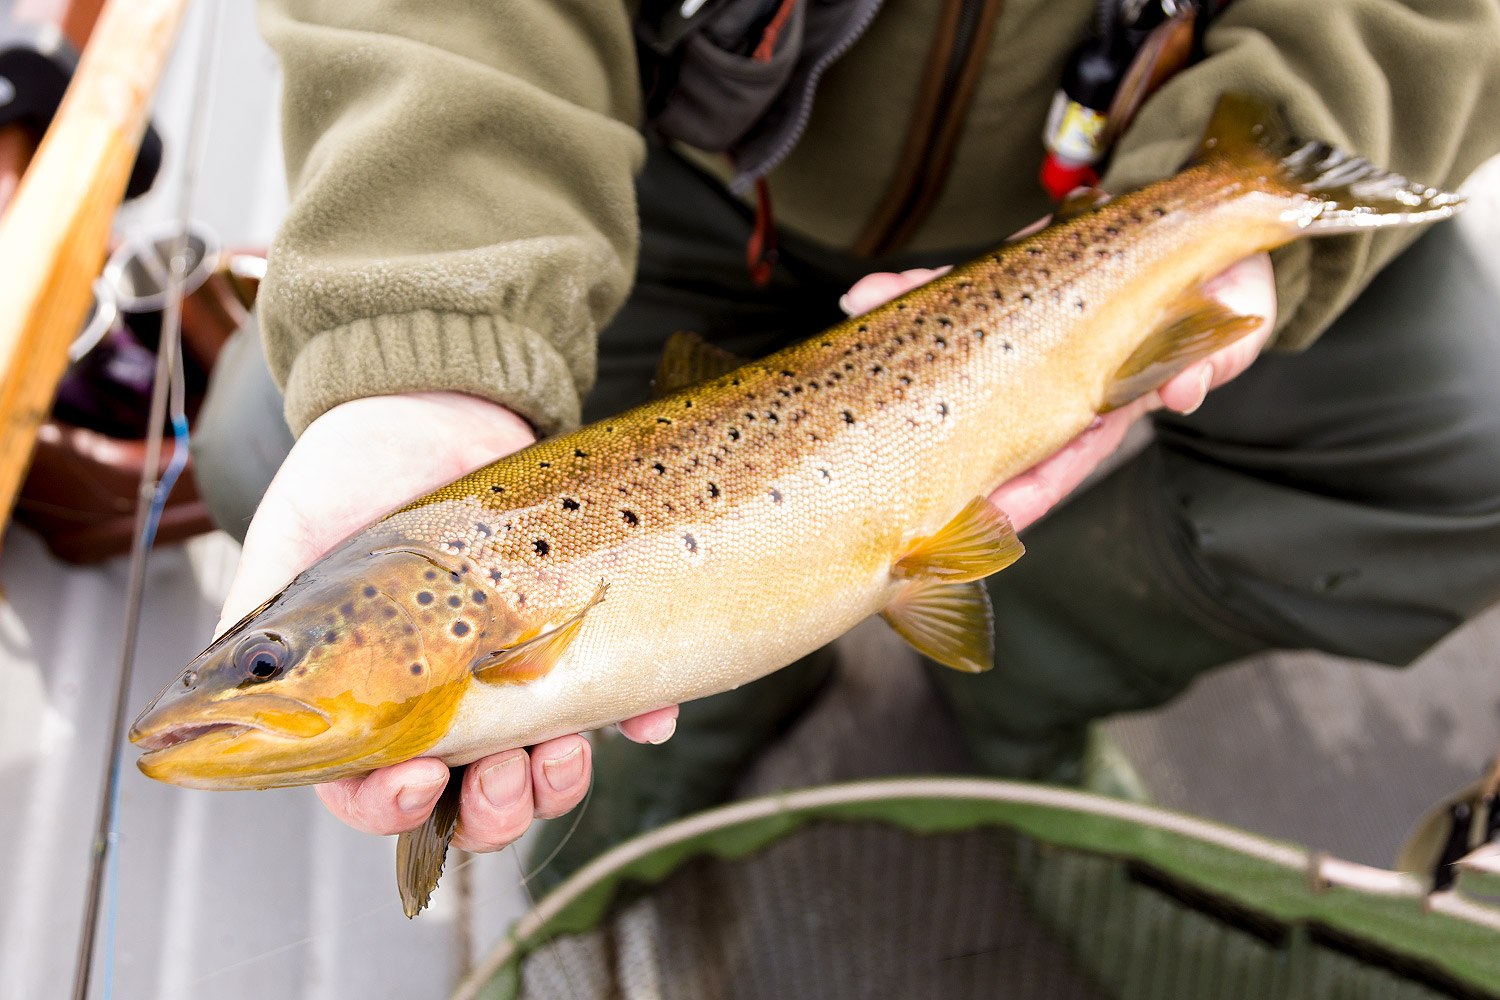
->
xmin=255 ymin=0 xmax=645 ymax=436
xmin=1098 ymin=0 xmax=1500 ymax=350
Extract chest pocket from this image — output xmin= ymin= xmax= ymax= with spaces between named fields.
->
xmin=637 ymin=0 xmax=885 ymax=193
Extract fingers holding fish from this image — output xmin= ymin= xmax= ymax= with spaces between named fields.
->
xmin=618 ymin=704 xmax=679 ymax=745
xmin=839 ymin=267 xmax=951 ymax=317
xmin=315 ymin=756 xmax=452 ymax=836
xmin=1157 ymin=252 xmax=1277 ymax=415
xmin=450 ymin=749 xmax=535 ymax=852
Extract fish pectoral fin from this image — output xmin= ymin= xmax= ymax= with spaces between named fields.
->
xmin=881 ymin=579 xmax=994 ymax=673
xmin=894 ymin=497 xmax=1024 ymax=583
xmin=652 ymin=330 xmax=748 ymax=398
xmin=472 ymin=582 xmax=608 ymax=685
xmin=1102 ymin=293 xmax=1263 ymax=411
xmin=1053 ymin=185 xmax=1111 ymax=221
xmin=396 ymin=764 xmax=464 ymax=918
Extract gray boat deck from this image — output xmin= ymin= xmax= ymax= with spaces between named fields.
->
xmin=1 ymin=6 xmax=1497 ymax=997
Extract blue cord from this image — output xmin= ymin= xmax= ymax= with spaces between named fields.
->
xmin=99 ymin=410 xmax=191 ymax=1000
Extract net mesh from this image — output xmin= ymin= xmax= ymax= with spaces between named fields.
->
xmin=498 ymin=817 xmax=1492 ymax=1000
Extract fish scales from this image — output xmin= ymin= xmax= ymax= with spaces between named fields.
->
xmin=130 ymin=93 xmax=1463 ymax=798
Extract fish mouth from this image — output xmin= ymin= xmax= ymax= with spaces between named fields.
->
xmin=132 ymin=721 xmax=254 ymax=752
xmin=129 ymin=694 xmax=331 ymax=751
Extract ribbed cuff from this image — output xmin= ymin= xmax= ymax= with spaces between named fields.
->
xmin=279 ymin=310 xmax=584 ymax=437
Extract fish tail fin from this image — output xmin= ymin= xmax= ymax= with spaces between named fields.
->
xmin=1195 ymin=92 xmax=1463 ymax=234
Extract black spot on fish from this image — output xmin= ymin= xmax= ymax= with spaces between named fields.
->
xmin=1075 ymin=299 xmax=1087 ymax=311
xmin=475 ymin=523 xmax=491 ymax=537
xmin=1026 ymin=246 xmax=1042 ymax=256
xmin=657 ymin=416 xmax=672 ymax=424
xmin=683 ymin=533 xmax=697 ymax=553
xmin=384 ymin=607 xmax=398 ymax=619
xmin=452 ymin=622 xmax=470 ymax=637
xmin=410 ymin=663 xmax=423 ymax=675
xmin=472 ymin=590 xmax=486 ymax=604
xmin=974 ymin=329 xmax=985 ymax=340
xmin=819 ymin=468 xmax=832 ymax=481
xmin=561 ymin=497 xmax=580 ymax=511
xmin=652 ymin=462 xmax=666 ymax=475
xmin=575 ymin=448 xmax=588 ymax=458
xmin=936 ymin=316 xmax=953 ymax=328
xmin=729 ymin=429 xmax=741 ymax=441
xmin=1105 ymin=225 xmax=1120 ymax=236
xmin=770 ymin=489 xmax=783 ymax=504
xmin=416 ymin=592 xmax=433 ymax=605
xmin=538 ymin=461 xmax=550 ymax=468
xmin=937 ymin=402 xmax=949 ymax=419
xmin=424 ymin=570 xmax=437 ymax=580
xmin=490 ymin=485 xmax=504 ymax=494
xmin=363 ymin=586 xmax=377 ymax=598
xmin=447 ymin=595 xmax=462 ymax=608
xmin=1021 ymin=294 xmax=1032 ymax=304
xmin=340 ymin=602 xmax=354 ymax=617
xmin=1002 ymin=341 xmax=1014 ymax=352
xmin=324 ymin=630 xmax=337 ymax=644
xmin=1096 ymin=249 xmax=1111 ymax=259
xmin=449 ymin=540 xmax=466 ymax=551
xmin=935 ymin=336 xmax=947 ymax=348
xmin=684 ymin=399 xmax=693 ymax=408
xmin=534 ymin=539 xmax=549 ymax=556
xmin=622 ymin=509 xmax=639 ymax=525
xmin=488 ymin=569 xmax=504 ymax=584
xmin=842 ymin=411 xmax=855 ymax=424
xmin=707 ymin=482 xmax=720 ymax=499
xmin=1152 ymin=206 xmax=1166 ymax=217
xmin=899 ymin=375 xmax=913 ymax=385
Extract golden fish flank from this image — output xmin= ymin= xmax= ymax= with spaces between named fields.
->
xmin=131 ymin=92 xmax=1461 ymax=792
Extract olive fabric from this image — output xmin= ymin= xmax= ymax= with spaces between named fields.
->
xmin=254 ymin=0 xmax=1500 ymax=438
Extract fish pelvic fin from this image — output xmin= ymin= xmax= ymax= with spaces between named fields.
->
xmin=894 ymin=497 xmax=1024 ymax=583
xmin=1102 ymin=292 xmax=1264 ymax=411
xmin=881 ymin=579 xmax=993 ymax=674
xmin=1195 ymin=92 xmax=1463 ymax=234
xmin=396 ymin=764 xmax=465 ymax=918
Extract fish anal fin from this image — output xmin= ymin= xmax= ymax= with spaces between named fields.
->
xmin=472 ymin=582 xmax=607 ymax=686
xmin=895 ymin=497 xmax=1024 ymax=583
xmin=1102 ymin=294 xmax=1263 ymax=411
xmin=396 ymin=764 xmax=464 ymax=918
xmin=653 ymin=331 xmax=748 ymax=398
xmin=1054 ymin=186 xmax=1111 ymax=221
xmin=881 ymin=579 xmax=994 ymax=673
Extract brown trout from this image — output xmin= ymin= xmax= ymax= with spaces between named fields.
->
xmin=129 ymin=94 xmax=1460 ymax=914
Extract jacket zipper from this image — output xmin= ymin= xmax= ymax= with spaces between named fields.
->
xmin=853 ymin=0 xmax=1003 ymax=258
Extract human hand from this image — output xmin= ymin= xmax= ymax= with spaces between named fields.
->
xmin=839 ymin=251 xmax=1276 ymax=531
xmin=221 ymin=391 xmax=679 ymax=853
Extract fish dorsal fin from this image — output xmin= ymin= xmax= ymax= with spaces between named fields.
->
xmin=395 ymin=764 xmax=464 ymax=918
xmin=880 ymin=579 xmax=994 ymax=673
xmin=1102 ymin=293 xmax=1263 ymax=411
xmin=653 ymin=331 xmax=747 ymax=398
xmin=472 ymin=582 xmax=608 ymax=685
xmin=895 ymin=497 xmax=1024 ymax=583
xmin=1053 ymin=185 xmax=1111 ymax=221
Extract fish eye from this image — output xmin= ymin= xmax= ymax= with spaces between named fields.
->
xmin=235 ymin=633 xmax=290 ymax=683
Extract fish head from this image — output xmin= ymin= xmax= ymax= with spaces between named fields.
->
xmin=130 ymin=544 xmax=493 ymax=789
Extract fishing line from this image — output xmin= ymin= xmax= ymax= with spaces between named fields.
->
xmin=69 ymin=4 xmax=222 ymax=999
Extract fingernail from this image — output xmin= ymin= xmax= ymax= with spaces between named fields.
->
xmin=1180 ymin=367 xmax=1213 ymax=416
xmin=396 ymin=775 xmax=446 ymax=814
xmin=542 ymin=746 xmax=585 ymax=792
xmin=648 ymin=717 xmax=677 ymax=745
xmin=837 ymin=293 xmax=856 ymax=316
xmin=478 ymin=754 xmax=527 ymax=808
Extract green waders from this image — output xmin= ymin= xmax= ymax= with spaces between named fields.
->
xmin=193 ymin=144 xmax=1500 ymax=890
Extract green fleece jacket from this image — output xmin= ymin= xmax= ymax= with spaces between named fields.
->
xmin=256 ymin=0 xmax=1500 ymax=438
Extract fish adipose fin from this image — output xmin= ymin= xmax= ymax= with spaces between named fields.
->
xmin=881 ymin=579 xmax=994 ymax=673
xmin=396 ymin=764 xmax=465 ymax=918
xmin=1198 ymin=92 xmax=1463 ymax=234
xmin=894 ymin=496 xmax=1024 ymax=583
xmin=1102 ymin=293 xmax=1263 ymax=411
xmin=472 ymin=581 xmax=608 ymax=685
xmin=653 ymin=331 xmax=748 ymax=397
